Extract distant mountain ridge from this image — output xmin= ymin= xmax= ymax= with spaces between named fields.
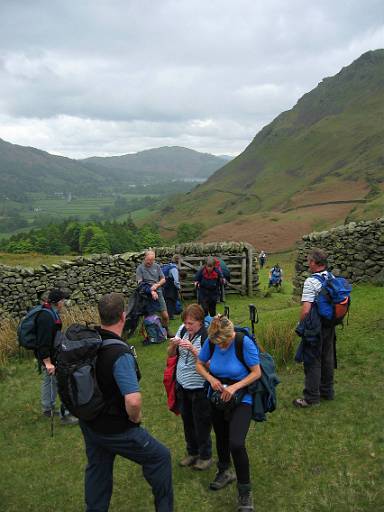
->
xmin=81 ymin=146 xmax=229 ymax=181
xmin=153 ymin=50 xmax=384 ymax=250
xmin=0 ymin=142 xmax=227 ymax=201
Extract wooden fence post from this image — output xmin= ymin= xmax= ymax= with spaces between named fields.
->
xmin=246 ymin=245 xmax=253 ymax=296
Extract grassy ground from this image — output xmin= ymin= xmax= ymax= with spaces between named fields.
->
xmin=0 ymin=252 xmax=76 ymax=267
xmin=0 ymin=263 xmax=383 ymax=511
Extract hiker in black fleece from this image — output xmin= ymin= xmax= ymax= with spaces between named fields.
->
xmin=36 ymin=289 xmax=77 ymax=424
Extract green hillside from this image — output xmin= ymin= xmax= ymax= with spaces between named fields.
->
xmin=154 ymin=50 xmax=384 ymax=246
xmin=0 ymin=139 xmax=104 ymax=201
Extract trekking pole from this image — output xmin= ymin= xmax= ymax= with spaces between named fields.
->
xmin=249 ymin=304 xmax=259 ymax=336
xmin=50 ymin=374 xmax=55 ymax=438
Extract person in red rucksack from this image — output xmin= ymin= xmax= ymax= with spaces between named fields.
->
xmin=194 ymin=256 xmax=224 ymax=316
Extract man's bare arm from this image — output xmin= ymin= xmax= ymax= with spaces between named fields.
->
xmin=300 ymin=301 xmax=312 ymax=321
xmin=124 ymin=392 xmax=142 ymax=423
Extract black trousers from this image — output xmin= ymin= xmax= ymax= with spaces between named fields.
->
xmin=211 ymin=403 xmax=252 ymax=484
xmin=198 ymin=289 xmax=218 ymax=317
xmin=177 ymin=385 xmax=212 ymax=459
xmin=164 ymin=283 xmax=179 ymax=318
xmin=304 ymin=324 xmax=336 ymax=403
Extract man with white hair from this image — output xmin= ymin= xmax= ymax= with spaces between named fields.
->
xmin=136 ymin=250 xmax=171 ymax=335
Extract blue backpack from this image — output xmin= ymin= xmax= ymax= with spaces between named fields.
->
xmin=143 ymin=315 xmax=167 ymax=345
xmin=162 ymin=263 xmax=177 ymax=280
xmin=313 ymin=272 xmax=352 ymax=325
xmin=17 ymin=305 xmax=60 ymax=350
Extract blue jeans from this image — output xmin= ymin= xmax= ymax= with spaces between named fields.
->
xmin=80 ymin=422 xmax=173 ymax=512
xmin=41 ymin=369 xmax=67 ymax=417
xmin=41 ymin=369 xmax=57 ymax=412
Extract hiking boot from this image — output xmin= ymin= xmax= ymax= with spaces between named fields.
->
xmin=179 ymin=455 xmax=198 ymax=467
xmin=238 ymin=491 xmax=254 ymax=511
xmin=193 ymin=458 xmax=213 ymax=471
xmin=292 ymin=398 xmax=320 ymax=408
xmin=209 ymin=470 xmax=236 ymax=490
xmin=60 ymin=414 xmax=79 ymax=425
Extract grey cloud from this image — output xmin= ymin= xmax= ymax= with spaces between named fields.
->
xmin=0 ymin=0 xmax=383 ymax=156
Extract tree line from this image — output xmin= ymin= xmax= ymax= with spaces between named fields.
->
xmin=0 ymin=218 xmax=205 ymax=255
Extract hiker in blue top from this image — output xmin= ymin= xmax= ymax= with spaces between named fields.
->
xmin=268 ymin=263 xmax=283 ymax=288
xmin=196 ymin=315 xmax=261 ymax=512
xmin=293 ymin=248 xmax=337 ymax=408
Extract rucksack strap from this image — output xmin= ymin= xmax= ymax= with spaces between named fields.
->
xmin=102 ymin=338 xmax=137 ymax=359
xmin=234 ymin=332 xmax=249 ymax=370
xmin=180 ymin=325 xmax=208 ymax=345
xmin=36 ymin=305 xmax=61 ymax=325
xmin=312 ymin=271 xmax=331 ymax=283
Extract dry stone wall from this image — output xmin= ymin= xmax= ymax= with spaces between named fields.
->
xmin=0 ymin=241 xmax=257 ymax=319
xmin=294 ymin=217 xmax=384 ymax=295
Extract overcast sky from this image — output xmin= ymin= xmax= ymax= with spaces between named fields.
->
xmin=0 ymin=0 xmax=383 ymax=159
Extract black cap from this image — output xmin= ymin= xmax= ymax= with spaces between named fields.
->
xmin=47 ymin=288 xmax=70 ymax=304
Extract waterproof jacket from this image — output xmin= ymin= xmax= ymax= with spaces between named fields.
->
xmin=294 ymin=304 xmax=322 ymax=365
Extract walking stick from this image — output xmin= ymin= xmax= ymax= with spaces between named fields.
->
xmin=249 ymin=303 xmax=259 ymax=336
xmin=50 ymin=374 xmax=54 ymax=438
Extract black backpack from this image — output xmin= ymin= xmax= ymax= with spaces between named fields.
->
xmin=56 ymin=324 xmax=139 ymax=421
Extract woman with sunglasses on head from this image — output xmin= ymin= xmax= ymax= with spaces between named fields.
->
xmin=167 ymin=303 xmax=213 ymax=471
xmin=196 ymin=315 xmax=261 ymax=512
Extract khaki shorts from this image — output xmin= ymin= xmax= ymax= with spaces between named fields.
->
xmin=155 ymin=289 xmax=167 ymax=313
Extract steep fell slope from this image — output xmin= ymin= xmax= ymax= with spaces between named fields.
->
xmin=156 ymin=50 xmax=384 ymax=246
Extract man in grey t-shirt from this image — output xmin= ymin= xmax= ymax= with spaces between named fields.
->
xmin=136 ymin=250 xmax=170 ymax=334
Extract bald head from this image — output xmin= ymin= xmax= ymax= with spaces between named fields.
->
xmin=144 ymin=250 xmax=156 ymax=267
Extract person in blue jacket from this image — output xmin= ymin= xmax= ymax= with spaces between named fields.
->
xmin=196 ymin=315 xmax=261 ymax=512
